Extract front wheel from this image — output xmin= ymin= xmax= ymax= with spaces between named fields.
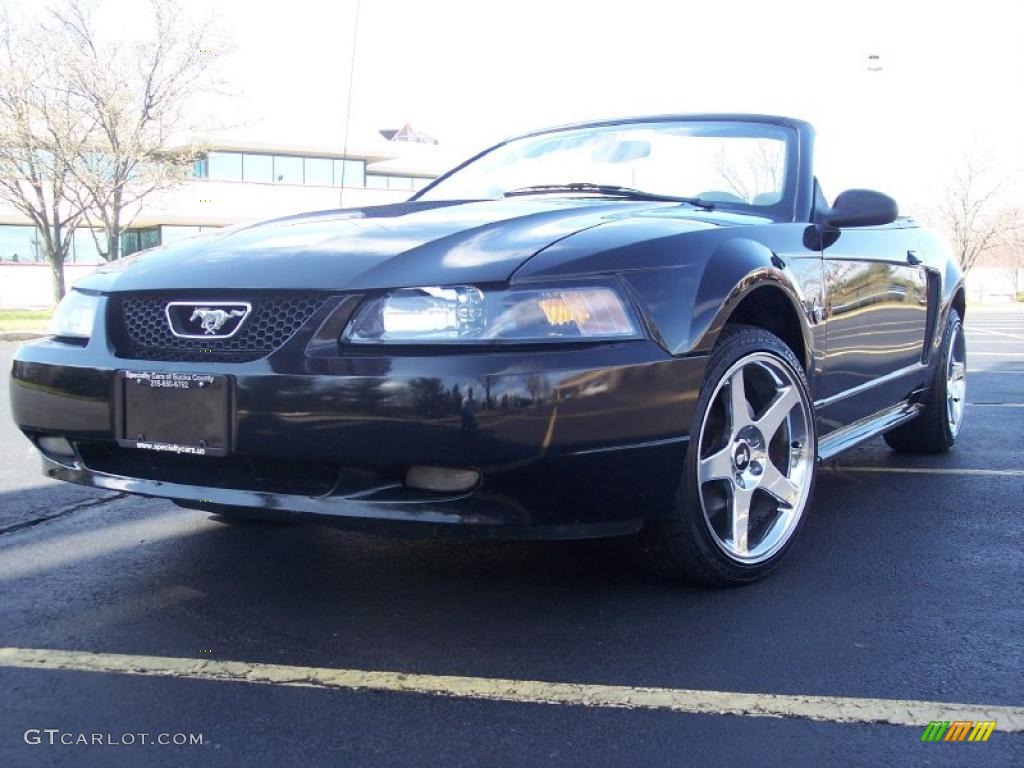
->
xmin=634 ymin=324 xmax=817 ymax=586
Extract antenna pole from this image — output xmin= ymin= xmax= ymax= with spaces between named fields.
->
xmin=340 ymin=0 xmax=361 ymax=208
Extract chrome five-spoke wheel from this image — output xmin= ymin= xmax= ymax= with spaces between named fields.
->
xmin=633 ymin=324 xmax=817 ymax=585
xmin=696 ymin=352 xmax=815 ymax=564
xmin=946 ymin=323 xmax=966 ymax=438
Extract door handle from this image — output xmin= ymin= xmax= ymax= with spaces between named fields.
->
xmin=906 ymin=250 xmax=922 ymax=265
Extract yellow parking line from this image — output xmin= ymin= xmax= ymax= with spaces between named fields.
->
xmin=0 ymin=647 xmax=1021 ymax=731
xmin=823 ymin=466 xmax=1024 ymax=477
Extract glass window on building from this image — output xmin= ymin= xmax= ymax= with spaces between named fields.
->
xmin=161 ymin=225 xmax=219 ymax=244
xmin=207 ymin=152 xmax=243 ymax=181
xmin=366 ymin=175 xmax=422 ymax=191
xmin=304 ymin=157 xmax=333 ymax=186
xmin=192 ymin=156 xmax=208 ymax=178
xmin=160 ymin=226 xmax=201 ymax=244
xmin=0 ymin=224 xmax=43 ymax=262
xmin=411 ymin=177 xmax=431 ymax=191
xmin=70 ymin=229 xmax=106 ymax=264
xmin=121 ymin=227 xmax=162 ymax=257
xmin=242 ymin=153 xmax=273 ymax=183
xmin=334 ymin=159 xmax=366 ymax=188
xmin=273 ymin=155 xmax=303 ymax=184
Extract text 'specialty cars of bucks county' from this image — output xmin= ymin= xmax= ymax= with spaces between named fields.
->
xmin=11 ymin=115 xmax=967 ymax=585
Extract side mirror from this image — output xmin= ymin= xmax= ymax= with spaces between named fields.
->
xmin=817 ymin=189 xmax=898 ymax=228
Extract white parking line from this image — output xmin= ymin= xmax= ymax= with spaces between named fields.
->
xmin=968 ymin=326 xmax=1024 ymax=335
xmin=823 ymin=466 xmax=1024 ymax=477
xmin=0 ymin=647 xmax=1021 ymax=732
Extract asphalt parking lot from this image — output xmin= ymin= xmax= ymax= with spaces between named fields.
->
xmin=0 ymin=307 xmax=1021 ymax=767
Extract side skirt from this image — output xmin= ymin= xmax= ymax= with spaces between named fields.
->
xmin=817 ymin=402 xmax=923 ymax=462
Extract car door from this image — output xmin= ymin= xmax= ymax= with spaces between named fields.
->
xmin=818 ymin=221 xmax=931 ymax=427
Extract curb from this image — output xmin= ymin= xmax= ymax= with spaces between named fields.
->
xmin=0 ymin=331 xmax=46 ymax=342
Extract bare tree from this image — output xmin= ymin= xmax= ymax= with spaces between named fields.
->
xmin=1013 ymin=220 xmax=1024 ymax=299
xmin=994 ymin=210 xmax=1024 ymax=298
xmin=53 ymin=0 xmax=224 ymax=263
xmin=0 ymin=0 xmax=226 ymax=302
xmin=936 ymin=149 xmax=1019 ymax=273
xmin=714 ymin=140 xmax=785 ymax=203
xmin=0 ymin=12 xmax=90 ymax=299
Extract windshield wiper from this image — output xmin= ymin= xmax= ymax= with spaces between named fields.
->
xmin=503 ymin=182 xmax=714 ymax=210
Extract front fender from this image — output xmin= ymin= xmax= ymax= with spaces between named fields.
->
xmin=512 ymin=218 xmax=815 ymax=359
xmin=691 ymin=238 xmax=812 ymax=356
xmin=620 ymin=237 xmax=812 ymax=359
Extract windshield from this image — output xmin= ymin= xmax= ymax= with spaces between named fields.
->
xmin=417 ymin=120 xmax=792 ymax=209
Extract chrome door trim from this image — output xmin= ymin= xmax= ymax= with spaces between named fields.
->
xmin=813 ymin=362 xmax=927 ymax=410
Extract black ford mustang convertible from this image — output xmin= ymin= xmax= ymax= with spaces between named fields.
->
xmin=11 ymin=115 xmax=966 ymax=585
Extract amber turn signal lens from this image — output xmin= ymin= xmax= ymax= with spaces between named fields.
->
xmin=537 ymin=297 xmax=590 ymax=327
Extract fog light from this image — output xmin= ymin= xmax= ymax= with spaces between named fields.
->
xmin=36 ymin=435 xmax=77 ymax=463
xmin=405 ymin=466 xmax=480 ymax=493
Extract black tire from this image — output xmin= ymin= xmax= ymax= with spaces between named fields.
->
xmin=883 ymin=310 xmax=965 ymax=454
xmin=633 ymin=324 xmax=817 ymax=586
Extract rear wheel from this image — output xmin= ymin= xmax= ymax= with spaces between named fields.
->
xmin=884 ymin=309 xmax=965 ymax=454
xmin=635 ymin=324 xmax=817 ymax=586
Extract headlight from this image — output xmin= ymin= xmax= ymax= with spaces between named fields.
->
xmin=49 ymin=290 xmax=100 ymax=339
xmin=344 ymin=285 xmax=640 ymax=344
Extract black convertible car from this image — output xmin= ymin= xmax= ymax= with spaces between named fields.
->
xmin=11 ymin=115 xmax=966 ymax=584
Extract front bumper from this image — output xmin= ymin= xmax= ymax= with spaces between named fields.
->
xmin=11 ymin=329 xmax=706 ymax=538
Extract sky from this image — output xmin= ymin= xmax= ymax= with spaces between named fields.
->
xmin=29 ymin=0 xmax=1024 ymax=213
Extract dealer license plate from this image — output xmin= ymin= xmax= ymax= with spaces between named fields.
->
xmin=117 ymin=371 xmax=230 ymax=456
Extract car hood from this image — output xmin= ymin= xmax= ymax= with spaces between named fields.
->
xmin=77 ymin=198 xmax=729 ymax=293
